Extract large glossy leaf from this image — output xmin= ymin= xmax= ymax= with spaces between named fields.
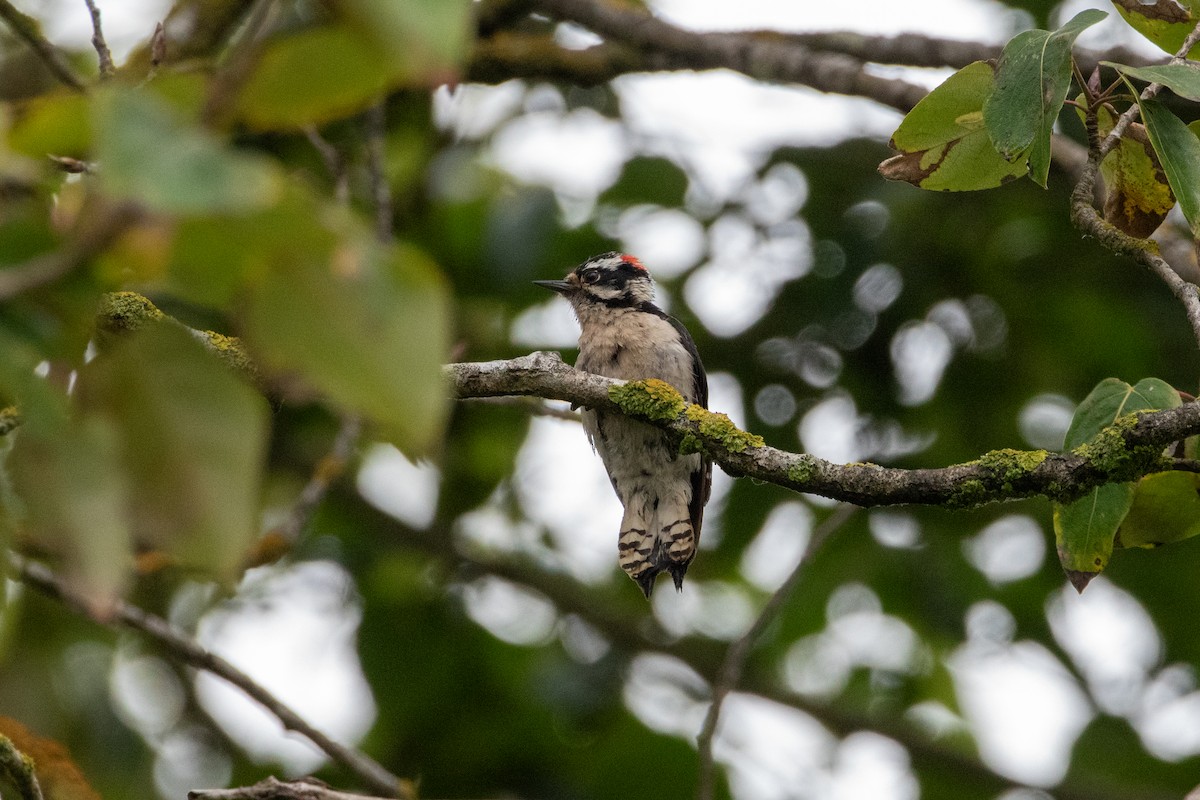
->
xmin=1117 ymin=471 xmax=1200 ymax=548
xmin=1138 ymin=97 xmax=1200 ymax=234
xmin=8 ymin=414 xmax=132 ymax=605
xmin=93 ymin=87 xmax=281 ymax=214
xmin=336 ymin=0 xmax=472 ymax=78
xmin=1080 ymin=102 xmax=1174 ymax=238
xmin=1105 ymin=60 xmax=1200 ymax=100
xmin=242 ymin=233 xmax=451 ymax=454
xmin=77 ymin=325 xmax=270 ymax=581
xmin=1110 ymin=0 xmax=1200 ymax=57
xmin=879 ymin=61 xmax=1028 ymax=191
xmin=236 ymin=25 xmax=391 ymax=131
xmin=983 ymin=9 xmax=1107 ymax=186
xmin=1053 ymin=377 xmax=1180 ymax=590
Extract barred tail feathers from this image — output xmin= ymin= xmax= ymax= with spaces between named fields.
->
xmin=617 ymin=496 xmax=659 ymax=598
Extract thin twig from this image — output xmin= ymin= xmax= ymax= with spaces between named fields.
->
xmin=304 ymin=126 xmax=350 ymax=203
xmin=364 ymin=100 xmax=394 ymax=243
xmin=0 ymin=735 xmax=45 ymax=800
xmin=467 ymin=395 xmax=582 ymax=422
xmin=694 ymin=504 xmax=857 ymax=800
xmin=83 ymin=0 xmax=115 ymax=78
xmin=0 ymin=0 xmax=86 ymax=91
xmin=263 ymin=414 xmax=363 ymax=551
xmin=200 ymin=0 xmax=276 ymax=127
xmin=11 ymin=554 xmax=408 ymax=798
xmin=1072 ymin=19 xmax=1200 ymax=351
xmin=188 ymin=776 xmax=395 ymax=800
xmin=0 ymin=202 xmax=139 ymax=301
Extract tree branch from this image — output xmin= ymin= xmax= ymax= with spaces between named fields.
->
xmin=1070 ymin=20 xmax=1200 ymax=352
xmin=0 ymin=734 xmax=45 ymax=800
xmin=694 ymin=503 xmax=856 ymax=800
xmin=446 ymin=352 xmax=1200 ymax=508
xmin=83 ymin=0 xmax=115 ymax=78
xmin=11 ymin=554 xmax=408 ymax=799
xmin=188 ymin=776 xmax=394 ymax=800
xmin=0 ymin=0 xmax=86 ymax=91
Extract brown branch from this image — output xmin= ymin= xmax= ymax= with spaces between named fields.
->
xmin=0 ymin=0 xmax=86 ymax=91
xmin=446 ymin=352 xmax=1200 ymax=508
xmin=694 ymin=503 xmax=856 ymax=800
xmin=189 ymin=776 xmax=394 ymax=800
xmin=249 ymin=414 xmax=363 ymax=564
xmin=1070 ymin=20 xmax=1200 ymax=351
xmin=83 ymin=0 xmax=115 ymax=78
xmin=11 ymin=554 xmax=408 ymax=799
xmin=0 ymin=201 xmax=140 ymax=301
xmin=363 ymin=100 xmax=394 ymax=243
xmin=200 ymin=0 xmax=275 ymax=127
xmin=384 ymin=514 xmax=1156 ymax=800
xmin=0 ymin=734 xmax=45 ymax=800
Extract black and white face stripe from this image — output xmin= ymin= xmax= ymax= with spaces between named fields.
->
xmin=572 ymin=252 xmax=654 ymax=308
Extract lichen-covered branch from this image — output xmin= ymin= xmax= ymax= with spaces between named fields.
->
xmin=0 ymin=734 xmax=44 ymax=800
xmin=12 ymin=554 xmax=407 ymax=799
xmin=447 ymin=353 xmax=1200 ymax=509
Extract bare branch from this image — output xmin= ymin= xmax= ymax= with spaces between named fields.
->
xmin=251 ymin=414 xmax=363 ymax=563
xmin=694 ymin=504 xmax=856 ymax=800
xmin=0 ymin=202 xmax=140 ymax=302
xmin=11 ymin=554 xmax=408 ymax=798
xmin=83 ymin=0 xmax=115 ymax=78
xmin=446 ymin=352 xmax=1200 ymax=508
xmin=0 ymin=735 xmax=45 ymax=800
xmin=304 ymin=126 xmax=350 ymax=203
xmin=200 ymin=0 xmax=276 ymax=127
xmin=189 ymin=776 xmax=395 ymax=800
xmin=1072 ymin=19 xmax=1200 ymax=351
xmin=0 ymin=0 xmax=86 ymax=91
xmin=364 ymin=100 xmax=394 ymax=242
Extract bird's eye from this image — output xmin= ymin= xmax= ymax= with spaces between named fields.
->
xmin=581 ymin=268 xmax=601 ymax=284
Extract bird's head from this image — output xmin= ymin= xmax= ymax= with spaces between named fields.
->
xmin=533 ymin=252 xmax=655 ymax=309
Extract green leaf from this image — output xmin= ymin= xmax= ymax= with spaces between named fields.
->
xmin=93 ymin=86 xmax=282 ymax=214
xmin=1117 ymin=471 xmax=1200 ymax=548
xmin=1053 ymin=377 xmax=1181 ymax=589
xmin=1104 ymin=60 xmax=1200 ymax=100
xmin=983 ymin=9 xmax=1107 ymax=186
xmin=1110 ymin=0 xmax=1200 ymax=57
xmin=879 ymin=61 xmax=1028 ymax=191
xmin=77 ymin=325 xmax=270 ymax=581
xmin=8 ymin=414 xmax=132 ymax=605
xmin=243 ymin=233 xmax=451 ymax=454
xmin=236 ymin=26 xmax=391 ymax=131
xmin=6 ymin=89 xmax=91 ymax=158
xmin=1081 ymin=102 xmax=1174 ymax=238
xmin=1138 ymin=97 xmax=1200 ymax=234
xmin=337 ymin=0 xmax=473 ymax=78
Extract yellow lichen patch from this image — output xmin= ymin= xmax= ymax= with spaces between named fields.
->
xmin=95 ymin=291 xmax=164 ymax=335
xmin=200 ymin=329 xmax=258 ymax=380
xmin=684 ymin=404 xmax=764 ymax=452
xmin=977 ymin=447 xmax=1049 ymax=487
xmin=609 ymin=379 xmax=687 ymax=421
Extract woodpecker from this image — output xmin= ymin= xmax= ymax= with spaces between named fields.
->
xmin=534 ymin=252 xmax=712 ymax=598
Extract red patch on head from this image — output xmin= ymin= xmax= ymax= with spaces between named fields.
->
xmin=622 ymin=255 xmax=646 ymax=271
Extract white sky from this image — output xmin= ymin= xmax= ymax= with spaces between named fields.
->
xmin=24 ymin=1 xmax=1196 ymax=797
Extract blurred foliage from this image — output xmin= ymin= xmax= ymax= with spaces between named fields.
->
xmin=0 ymin=2 xmax=1199 ymax=800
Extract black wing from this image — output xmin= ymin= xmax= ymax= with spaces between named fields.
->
xmin=665 ymin=313 xmax=712 ymax=542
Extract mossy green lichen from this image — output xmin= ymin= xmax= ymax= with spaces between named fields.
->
xmin=1073 ymin=412 xmax=1169 ymax=482
xmin=678 ymin=431 xmax=704 ymax=455
xmin=200 ymin=329 xmax=258 ymax=381
xmin=96 ymin=291 xmax=165 ymax=337
xmin=609 ymin=379 xmax=687 ymax=421
xmin=947 ymin=478 xmax=989 ymax=509
xmin=684 ymin=404 xmax=764 ymax=452
xmin=976 ymin=447 xmax=1049 ymax=490
xmin=787 ymin=455 xmax=818 ymax=485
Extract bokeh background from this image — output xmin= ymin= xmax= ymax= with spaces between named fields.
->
xmin=2 ymin=1 xmax=1200 ymax=799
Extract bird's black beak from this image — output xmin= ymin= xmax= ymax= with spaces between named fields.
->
xmin=533 ymin=279 xmax=573 ymax=295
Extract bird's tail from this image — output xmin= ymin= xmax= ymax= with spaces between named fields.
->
xmin=617 ymin=493 xmax=697 ymax=598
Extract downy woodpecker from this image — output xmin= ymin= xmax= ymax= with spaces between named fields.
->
xmin=535 ymin=253 xmax=712 ymax=597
